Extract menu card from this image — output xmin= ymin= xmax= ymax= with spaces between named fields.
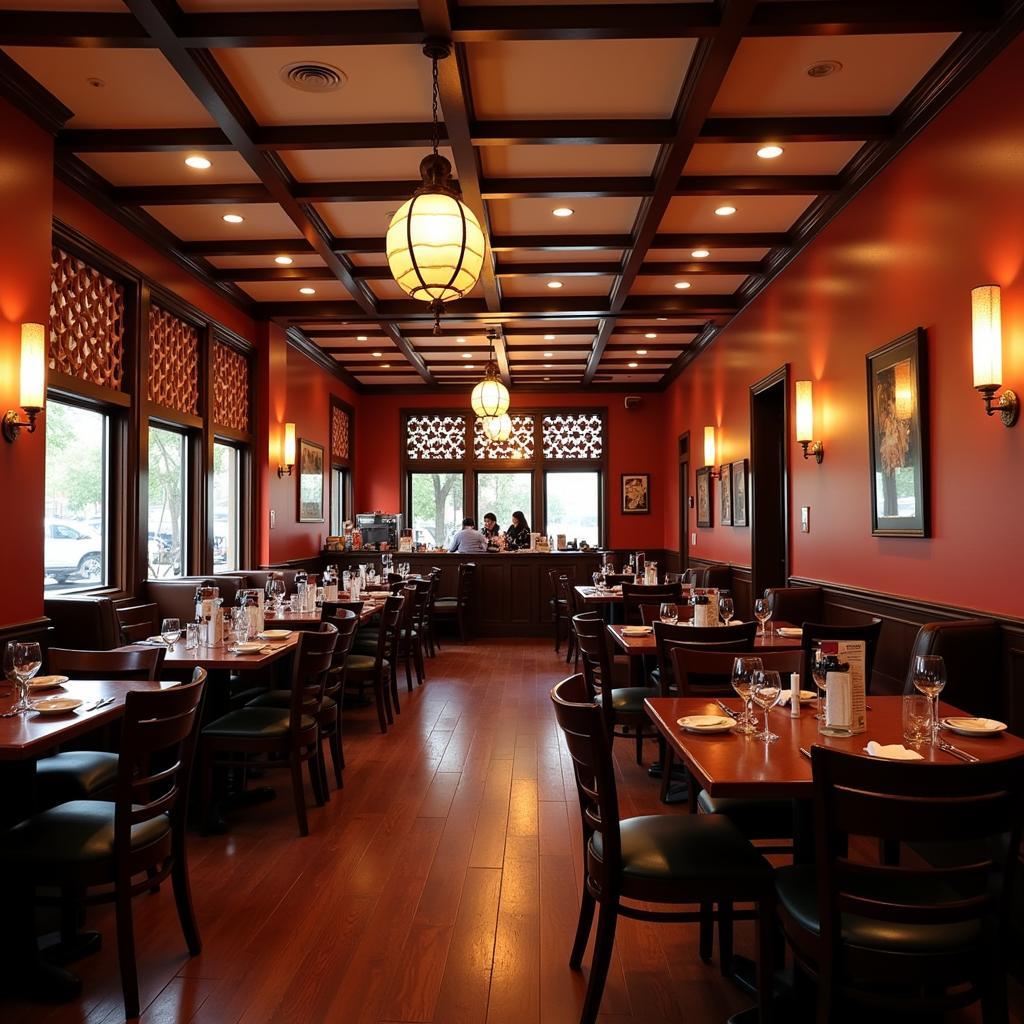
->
xmin=821 ymin=640 xmax=867 ymax=734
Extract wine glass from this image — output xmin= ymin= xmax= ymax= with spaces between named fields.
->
xmin=719 ymin=594 xmax=735 ymax=626
xmin=730 ymin=656 xmax=763 ymax=735
xmin=10 ymin=641 xmax=42 ymax=713
xmin=592 ymin=572 xmax=602 ymax=590
xmin=751 ymin=670 xmax=783 ymax=743
xmin=811 ymin=643 xmax=829 ymax=721
xmin=268 ymin=578 xmax=286 ymax=612
xmin=753 ymin=597 xmax=771 ymax=638
xmin=160 ymin=617 xmax=182 ymax=648
xmin=659 ymin=603 xmax=678 ymax=626
xmin=913 ymin=654 xmax=946 ymax=747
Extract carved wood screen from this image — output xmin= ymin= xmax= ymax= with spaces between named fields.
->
xmin=49 ymin=246 xmax=126 ymax=391
xmin=406 ymin=414 xmax=467 ymax=460
xmin=212 ymin=340 xmax=250 ymax=433
xmin=473 ymin=415 xmax=535 ymax=460
xmin=148 ymin=306 xmax=199 ymax=415
xmin=542 ymin=413 xmax=604 ymax=459
xmin=331 ymin=404 xmax=351 ymax=461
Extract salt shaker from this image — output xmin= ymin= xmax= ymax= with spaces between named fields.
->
xmin=790 ymin=672 xmax=801 ymax=718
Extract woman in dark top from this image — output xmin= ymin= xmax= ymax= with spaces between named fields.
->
xmin=505 ymin=510 xmax=531 ymax=551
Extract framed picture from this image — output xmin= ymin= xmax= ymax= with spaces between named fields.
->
xmin=731 ymin=459 xmax=748 ymax=527
xmin=298 ymin=438 xmax=325 ymax=523
xmin=621 ymin=473 xmax=650 ymax=514
xmin=867 ymin=328 xmax=929 ymax=537
xmin=695 ymin=467 xmax=713 ymax=528
xmin=719 ymin=467 xmax=733 ymax=526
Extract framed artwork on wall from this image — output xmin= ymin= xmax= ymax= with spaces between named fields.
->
xmin=719 ymin=466 xmax=733 ymax=526
xmin=696 ymin=467 xmax=713 ymax=528
xmin=867 ymin=328 xmax=930 ymax=537
xmin=298 ymin=438 xmax=325 ymax=523
xmin=621 ymin=473 xmax=650 ymax=514
xmin=731 ymin=459 xmax=749 ymax=527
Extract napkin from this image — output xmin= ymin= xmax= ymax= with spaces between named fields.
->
xmin=778 ymin=689 xmax=813 ymax=706
xmin=776 ymin=627 xmax=803 ymax=637
xmin=864 ymin=741 xmax=924 ymax=760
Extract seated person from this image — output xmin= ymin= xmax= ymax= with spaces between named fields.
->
xmin=449 ymin=517 xmax=489 ymax=553
xmin=481 ymin=512 xmax=502 ymax=550
xmin=505 ymin=510 xmax=532 ymax=551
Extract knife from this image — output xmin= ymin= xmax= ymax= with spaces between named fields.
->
xmin=715 ymin=700 xmax=737 ymax=719
xmin=939 ymin=741 xmax=979 ymax=763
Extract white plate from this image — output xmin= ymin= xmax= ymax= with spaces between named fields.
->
xmin=258 ymin=630 xmax=292 ymax=640
xmin=621 ymin=626 xmax=653 ymax=636
xmin=32 ymin=697 xmax=83 ymax=715
xmin=677 ymin=715 xmax=735 ymax=734
xmin=941 ymin=717 xmax=1007 ymax=737
xmin=228 ymin=642 xmax=265 ymax=654
xmin=29 ymin=675 xmax=69 ymax=691
xmin=782 ymin=689 xmax=817 ymax=704
xmin=776 ymin=628 xmax=803 ymax=637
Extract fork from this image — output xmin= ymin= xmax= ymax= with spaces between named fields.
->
xmin=939 ymin=741 xmax=979 ymax=763
xmin=715 ymin=700 xmax=738 ymax=719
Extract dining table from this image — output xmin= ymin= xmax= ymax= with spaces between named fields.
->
xmin=607 ymin=620 xmax=803 ymax=659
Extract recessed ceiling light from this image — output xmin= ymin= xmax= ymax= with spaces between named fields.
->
xmin=457 ymin=337 xmax=466 ymax=344
xmin=547 ymin=281 xmax=563 ymax=289
xmin=461 ymin=352 xmax=471 ymax=358
xmin=356 ymin=335 xmax=368 ymax=341
xmin=372 ymin=351 xmax=382 ymax=357
xmin=544 ymin=376 xmax=551 ymax=381
xmin=636 ymin=349 xmax=647 ymax=355
xmin=543 ymin=351 xmax=554 ymax=357
xmin=544 ymin=334 xmax=556 ymax=340
xmin=466 ymin=364 xmax=476 ymax=369
xmin=185 ymin=155 xmax=211 ymax=170
xmin=756 ymin=145 xmax=784 ymax=160
xmin=381 ymin=363 xmax=391 ymax=368
xmin=544 ymin=363 xmax=552 ymax=368
xmin=657 ymin=317 xmax=667 ymax=321
xmin=299 ymin=286 xmax=316 ymax=295
xmin=274 ymin=255 xmax=294 ymax=265
xmin=552 ymin=207 xmax=574 ymax=218
xmin=691 ymin=249 xmax=710 ymax=259
xmin=806 ymin=59 xmax=842 ymax=79
xmin=674 ymin=281 xmax=691 ymax=290
xmin=628 ymin=362 xmax=638 ymax=369
xmin=714 ymin=205 xmax=736 ymax=217
xmin=645 ymin=332 xmax=657 ymax=339
xmin=222 ymin=213 xmax=244 ymax=224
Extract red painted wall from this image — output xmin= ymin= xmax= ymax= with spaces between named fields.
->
xmin=0 ymin=98 xmax=54 ymax=628
xmin=663 ymin=35 xmax=1024 ymax=618
xmin=355 ymin=389 xmax=667 ymax=549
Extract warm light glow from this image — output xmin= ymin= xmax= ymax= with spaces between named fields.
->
xmin=457 ymin=337 xmax=466 ymax=343
xmin=544 ymin=363 xmax=552 ymax=368
xmin=703 ymin=426 xmax=716 ymax=468
xmin=357 ymin=335 xmax=368 ymax=341
xmin=222 ymin=213 xmax=244 ymax=223
xmin=645 ymin=332 xmax=657 ymax=339
xmin=282 ymin=422 xmax=296 ymax=469
xmin=471 ymin=369 xmax=510 ymax=417
xmin=795 ymin=380 xmax=814 ymax=443
xmin=185 ymin=155 xmax=211 ymax=170
xmin=274 ymin=255 xmax=293 ymax=265
xmin=971 ymin=284 xmax=1002 ymax=389
xmin=482 ymin=413 xmax=512 ymax=442
xmin=636 ymin=349 xmax=647 ymax=355
xmin=299 ymin=287 xmax=316 ymax=295
xmin=382 ymin=363 xmax=392 ymax=368
xmin=547 ymin=281 xmax=563 ymax=289
xmin=893 ymin=359 xmax=914 ymax=421
xmin=543 ymin=351 xmax=553 ymax=357
xmin=462 ymin=352 xmax=472 ymax=358
xmin=372 ymin=352 xmax=383 ymax=357
xmin=628 ymin=362 xmax=638 ymax=368
xmin=544 ymin=334 xmax=555 ymax=340
xmin=552 ymin=207 xmax=574 ymax=218
xmin=691 ymin=249 xmax=710 ymax=258
xmin=19 ymin=323 xmax=46 ymax=410
xmin=714 ymin=205 xmax=736 ymax=217
xmin=674 ymin=281 xmax=691 ymax=290
xmin=756 ymin=145 xmax=784 ymax=160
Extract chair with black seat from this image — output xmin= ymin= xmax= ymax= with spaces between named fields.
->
xmin=681 ymin=568 xmax=705 ymax=586
xmin=800 ymin=617 xmax=883 ymax=694
xmin=573 ymin=612 xmax=656 ymax=767
xmin=548 ymin=568 xmax=575 ymax=653
xmin=777 ymin=746 xmax=1024 ymax=1023
xmin=423 ymin=567 xmax=442 ymax=657
xmin=639 ymin=602 xmax=693 ymax=626
xmin=703 ymin=564 xmax=733 ymax=592
xmin=602 ymin=573 xmax=634 ymax=588
xmin=764 ymin=586 xmax=823 ymax=629
xmin=34 ymin=647 xmax=167 ymax=812
xmin=433 ymin=562 xmax=475 ymax=643
xmin=621 ymin=582 xmax=682 ymax=626
xmin=345 ymin=594 xmax=403 ymax=734
xmin=551 ymin=673 xmax=774 ymax=1024
xmin=0 ymin=669 xmax=208 ymax=1019
xmin=115 ymin=603 xmax=160 ymax=645
xmin=199 ymin=623 xmax=337 ymax=837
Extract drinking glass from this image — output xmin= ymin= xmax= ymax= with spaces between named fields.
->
xmin=268 ymin=579 xmax=286 ymax=611
xmin=659 ymin=603 xmax=678 ymax=626
xmin=811 ymin=644 xmax=828 ymax=721
xmin=719 ymin=594 xmax=735 ymax=626
xmin=913 ymin=654 xmax=946 ymax=746
xmin=592 ymin=572 xmax=601 ymax=589
xmin=730 ymin=656 xmax=763 ymax=735
xmin=9 ymin=641 xmax=42 ymax=712
xmin=185 ymin=622 xmax=201 ymax=650
xmin=753 ymin=597 xmax=771 ymax=637
xmin=160 ymin=617 xmax=182 ymax=647
xmin=231 ymin=607 xmax=251 ymax=646
xmin=751 ymin=670 xmax=783 ymax=743
xmin=902 ymin=693 xmax=933 ymax=746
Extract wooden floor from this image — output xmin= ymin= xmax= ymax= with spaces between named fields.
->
xmin=4 ymin=637 xmax=1022 ymax=1023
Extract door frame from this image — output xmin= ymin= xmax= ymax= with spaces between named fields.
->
xmin=749 ymin=365 xmax=790 ymax=598
xmin=677 ymin=431 xmax=689 ymax=571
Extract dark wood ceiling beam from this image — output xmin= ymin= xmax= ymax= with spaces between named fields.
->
xmin=491 ymin=327 xmax=512 ymax=387
xmin=256 ymin=123 xmax=440 ymax=150
xmin=489 ymin=234 xmax=631 ymax=252
xmin=184 ymin=239 xmax=316 ymax=257
xmin=58 ymin=127 xmax=232 ymax=152
xmin=495 ymin=262 xmax=622 ymax=277
xmin=699 ymin=115 xmax=893 ymax=144
xmin=471 ymin=119 xmax=675 ymax=146
xmin=480 ymin=176 xmax=653 ymax=199
xmin=214 ymin=266 xmax=335 ymax=282
xmin=177 ymin=10 xmax=425 ymax=46
xmin=0 ymin=11 xmax=151 ymax=46
xmin=116 ymin=183 xmax=271 ymax=205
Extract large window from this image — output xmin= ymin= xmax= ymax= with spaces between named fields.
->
xmin=410 ymin=472 xmax=464 ymax=548
xmin=44 ymin=400 xmax=109 ymax=592
xmin=330 ymin=467 xmax=349 ymax=535
xmin=476 ymin=472 xmax=533 ymax=534
xmin=213 ymin=441 xmax=240 ymax=572
xmin=148 ymin=424 xmax=188 ymax=578
xmin=546 ymin=471 xmax=601 ymax=547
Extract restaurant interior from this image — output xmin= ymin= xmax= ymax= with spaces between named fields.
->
xmin=1 ymin=1 xmax=1024 ymax=1022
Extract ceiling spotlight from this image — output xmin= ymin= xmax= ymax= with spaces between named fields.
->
xmin=628 ymin=362 xmax=638 ymax=369
xmin=544 ymin=377 xmax=551 ymax=381
xmin=299 ymin=286 xmax=316 ymax=295
xmin=466 ymin=364 xmax=476 ymax=369
xmin=462 ymin=352 xmax=472 ymax=358
xmin=674 ymin=281 xmax=691 ymax=290
xmin=457 ymin=337 xmax=466 ymax=343
xmin=636 ymin=349 xmax=648 ymax=355
xmin=657 ymin=317 xmax=667 ymax=321
xmin=544 ymin=334 xmax=556 ymax=340
xmin=715 ymin=205 xmax=737 ymax=217
xmin=543 ymin=351 xmax=553 ymax=357
xmin=356 ymin=335 xmax=368 ymax=341
xmin=547 ymin=281 xmax=563 ymax=289
xmin=552 ymin=207 xmax=574 ymax=218
xmin=544 ymin=363 xmax=552 ymax=368
xmin=274 ymin=255 xmax=294 ymax=265
xmin=381 ymin=363 xmax=391 ymax=368
xmin=222 ymin=213 xmax=244 ymax=224
xmin=185 ymin=155 xmax=211 ymax=170
xmin=645 ymin=332 xmax=657 ymax=339
xmin=691 ymin=249 xmax=710 ymax=259
xmin=372 ymin=351 xmax=383 ymax=357
xmin=756 ymin=145 xmax=784 ymax=160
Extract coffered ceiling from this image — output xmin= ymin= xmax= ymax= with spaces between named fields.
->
xmin=1 ymin=0 xmax=1018 ymax=392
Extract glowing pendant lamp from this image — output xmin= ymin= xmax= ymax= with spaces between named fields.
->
xmin=471 ymin=330 xmax=510 ymax=418
xmin=482 ymin=413 xmax=512 ymax=442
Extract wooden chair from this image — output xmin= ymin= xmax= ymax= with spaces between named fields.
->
xmin=621 ymin=583 xmax=682 ymax=626
xmin=639 ymin=602 xmax=693 ymax=626
xmin=777 ymin=746 xmax=1024 ymax=1023
xmin=433 ymin=562 xmax=475 ymax=643
xmin=550 ymin=674 xmax=774 ymax=1024
xmin=652 ymin=620 xmax=758 ymax=694
xmin=800 ymin=618 xmax=883 ymax=694
xmin=34 ymin=647 xmax=167 ymax=811
xmin=114 ymin=603 xmax=160 ymax=644
xmin=199 ymin=623 xmax=338 ymax=836
xmin=422 ymin=567 xmax=442 ymax=658
xmin=602 ymin=573 xmax=634 ymax=587
xmin=764 ymin=586 xmax=823 ymax=628
xmin=345 ymin=594 xmax=403 ymax=733
xmin=0 ymin=669 xmax=208 ymax=1019
xmin=548 ymin=567 xmax=576 ymax=652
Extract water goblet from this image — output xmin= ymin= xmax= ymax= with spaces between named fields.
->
xmin=9 ymin=641 xmax=42 ymax=713
xmin=160 ymin=617 xmax=182 ymax=648
xmin=753 ymin=597 xmax=771 ymax=638
xmin=719 ymin=594 xmax=735 ymax=626
xmin=913 ymin=654 xmax=946 ymax=747
xmin=659 ymin=602 xmax=678 ymax=626
xmin=751 ymin=670 xmax=783 ymax=743
xmin=730 ymin=656 xmax=763 ymax=735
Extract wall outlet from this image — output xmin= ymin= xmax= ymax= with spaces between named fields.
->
xmin=801 ymin=506 xmax=810 ymax=533
xmin=270 ymin=510 xmax=276 ymax=530
xmin=691 ymin=532 xmax=697 ymax=546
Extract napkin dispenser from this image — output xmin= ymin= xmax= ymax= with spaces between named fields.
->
xmin=820 ymin=640 xmax=867 ymax=735
xmin=196 ymin=587 xmax=223 ymax=646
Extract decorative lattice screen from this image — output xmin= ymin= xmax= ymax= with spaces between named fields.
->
xmin=542 ymin=413 xmax=604 ymax=459
xmin=331 ymin=404 xmax=351 ymax=461
xmin=406 ymin=414 xmax=467 ymax=460
xmin=212 ymin=341 xmax=250 ymax=433
xmin=148 ymin=306 xmax=199 ymax=415
xmin=473 ymin=415 xmax=535 ymax=459
xmin=49 ymin=246 xmax=126 ymax=390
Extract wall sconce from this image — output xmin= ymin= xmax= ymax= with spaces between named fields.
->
xmin=971 ymin=285 xmax=1019 ymax=427
xmin=3 ymin=323 xmax=46 ymax=443
xmin=703 ymin=425 xmax=721 ymax=479
xmin=794 ymin=380 xmax=824 ymax=463
xmin=277 ymin=422 xmax=296 ymax=477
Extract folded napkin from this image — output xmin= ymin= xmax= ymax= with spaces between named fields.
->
xmin=864 ymin=741 xmax=924 ymax=761
xmin=776 ymin=627 xmax=803 ymax=637
xmin=778 ymin=688 xmax=814 ymax=706
xmin=621 ymin=626 xmax=653 ymax=635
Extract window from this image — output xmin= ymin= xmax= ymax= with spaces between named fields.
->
xmin=546 ymin=471 xmax=600 ymax=547
xmin=330 ymin=467 xmax=349 ymax=535
xmin=212 ymin=441 xmax=240 ymax=572
xmin=44 ymin=400 xmax=109 ymax=592
xmin=476 ymin=472 xmax=532 ymax=534
xmin=410 ymin=472 xmax=463 ymax=548
xmin=148 ymin=424 xmax=188 ymax=578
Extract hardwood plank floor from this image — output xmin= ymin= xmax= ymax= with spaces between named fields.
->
xmin=3 ymin=637 xmax=1022 ymax=1023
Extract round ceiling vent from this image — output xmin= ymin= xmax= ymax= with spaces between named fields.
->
xmin=806 ymin=60 xmax=843 ymax=78
xmin=280 ymin=61 xmax=346 ymax=93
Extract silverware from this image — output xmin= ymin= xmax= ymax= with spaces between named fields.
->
xmin=799 ymin=747 xmax=813 ymax=760
xmin=939 ymin=741 xmax=979 ymax=763
xmin=86 ymin=697 xmax=116 ymax=712
xmin=715 ymin=700 xmax=737 ymax=719
xmin=1 ymin=708 xmax=26 ymax=718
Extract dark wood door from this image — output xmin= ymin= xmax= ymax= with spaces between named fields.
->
xmin=750 ymin=367 xmax=789 ymax=599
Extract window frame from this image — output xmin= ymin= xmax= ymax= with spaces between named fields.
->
xmin=542 ymin=468 xmax=604 ymax=549
xmin=474 ymin=469 xmax=535 ymax=535
xmin=328 ymin=395 xmax=355 ymax=536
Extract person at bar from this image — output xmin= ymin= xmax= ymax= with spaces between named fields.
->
xmin=505 ymin=510 xmax=531 ymax=551
xmin=449 ymin=517 xmax=489 ymax=553
xmin=481 ymin=512 xmax=503 ymax=551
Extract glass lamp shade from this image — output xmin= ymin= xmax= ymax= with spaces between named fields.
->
xmin=282 ymin=422 xmax=296 ymax=468
xmin=19 ymin=322 xmax=46 ymax=410
xmin=481 ymin=413 xmax=512 ymax=442
xmin=794 ymin=380 xmax=814 ymax=442
xmin=971 ymin=284 xmax=1002 ymax=389
xmin=471 ymin=367 xmax=510 ymax=418
xmin=703 ymin=425 xmax=716 ymax=467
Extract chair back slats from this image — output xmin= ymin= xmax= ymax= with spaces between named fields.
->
xmin=377 ymin=593 xmax=405 ymax=671
xmin=800 ymin=618 xmax=883 ymax=692
xmin=621 ymin=583 xmax=682 ymax=625
xmin=572 ymin=613 xmax=617 ymax=734
xmin=670 ymin=647 xmax=802 ymax=698
xmin=456 ymin=563 xmax=476 ymax=605
xmin=288 ymin=623 xmax=339 ymax=733
xmin=116 ymin=603 xmax=160 ymax=644
xmin=323 ymin=610 xmax=359 ymax=697
xmin=639 ymin=602 xmax=693 ymax=626
xmin=652 ymin=620 xmax=757 ymax=694
xmin=49 ymin=645 xmax=165 ymax=680
xmin=322 ymin=599 xmax=362 ymax=619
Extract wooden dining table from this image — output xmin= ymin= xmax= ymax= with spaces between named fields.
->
xmin=607 ymin=621 xmax=803 ymax=658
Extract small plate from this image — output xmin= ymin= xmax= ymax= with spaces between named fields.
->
xmin=32 ymin=697 xmax=83 ymax=716
xmin=776 ymin=627 xmax=803 ymax=638
xmin=258 ymin=629 xmax=292 ymax=641
xmin=29 ymin=675 xmax=69 ymax=692
xmin=228 ymin=642 xmax=265 ymax=654
xmin=677 ymin=715 xmax=735 ymax=734
xmin=782 ymin=689 xmax=817 ymax=704
xmin=941 ymin=717 xmax=1007 ymax=737
xmin=621 ymin=626 xmax=653 ymax=636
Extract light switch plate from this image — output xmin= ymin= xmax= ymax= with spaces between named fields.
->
xmin=270 ymin=510 xmax=276 ymax=530
xmin=691 ymin=532 xmax=697 ymax=546
xmin=801 ymin=506 xmax=810 ymax=533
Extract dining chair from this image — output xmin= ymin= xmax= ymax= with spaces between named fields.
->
xmin=0 ymin=668 xmax=208 ymax=1020
xmin=777 ymin=746 xmax=1024 ymax=1023
xmin=550 ymin=674 xmax=775 ymax=1024
xmin=199 ymin=623 xmax=338 ymax=836
xmin=345 ymin=594 xmax=404 ymax=733
xmin=639 ymin=602 xmax=693 ymax=626
xmin=621 ymin=582 xmax=682 ymax=626
xmin=548 ymin=567 xmax=575 ymax=652
xmin=115 ymin=603 xmax=160 ymax=645
xmin=433 ymin=562 xmax=475 ymax=642
xmin=800 ymin=618 xmax=883 ymax=694
xmin=652 ymin=620 xmax=757 ymax=693
xmin=423 ymin=567 xmax=442 ymax=657
xmin=34 ymin=647 xmax=167 ymax=811
xmin=763 ymin=586 xmax=823 ymax=628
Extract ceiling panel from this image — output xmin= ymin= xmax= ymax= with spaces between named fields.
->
xmin=236 ymin=279 xmax=353 ymax=301
xmin=488 ymin=196 xmax=641 ymax=234
xmin=282 ymin=146 xmax=456 ymax=183
xmin=497 ymin=249 xmax=624 ymax=266
xmin=629 ymin=274 xmax=748 ymax=295
xmin=79 ymin=150 xmax=260 ymax=186
xmin=142 ymin=203 xmax=302 ymax=240
xmin=0 ymin=0 xmax=125 ymax=8
xmin=315 ymin=200 xmax=400 ymax=237
xmin=646 ymin=247 xmax=771 ymax=262
xmin=499 ymin=275 xmax=615 ymax=298
xmin=658 ymin=194 xmax=817 ymax=233
xmin=684 ymin=141 xmax=863 ymax=176
xmin=181 ymin=0 xmax=414 ymax=8
xmin=480 ymin=144 xmax=660 ymax=178
xmin=208 ymin=254 xmax=327 ymax=269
